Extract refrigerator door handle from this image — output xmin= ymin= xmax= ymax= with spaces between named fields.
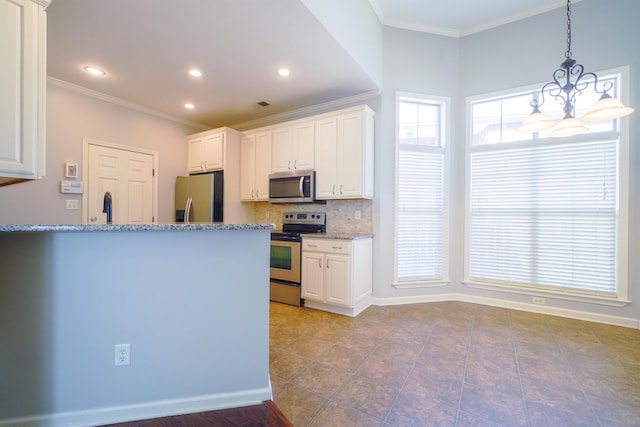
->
xmin=185 ymin=197 xmax=193 ymax=224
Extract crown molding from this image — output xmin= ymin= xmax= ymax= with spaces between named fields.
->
xmin=32 ymin=0 xmax=52 ymax=9
xmin=231 ymin=89 xmax=381 ymax=131
xmin=47 ymin=77 xmax=209 ymax=131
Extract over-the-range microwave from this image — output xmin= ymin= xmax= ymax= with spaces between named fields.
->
xmin=269 ymin=170 xmax=316 ymax=204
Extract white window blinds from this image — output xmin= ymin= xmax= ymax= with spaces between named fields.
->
xmin=469 ymin=138 xmax=619 ymax=295
xmin=396 ymin=96 xmax=447 ymax=283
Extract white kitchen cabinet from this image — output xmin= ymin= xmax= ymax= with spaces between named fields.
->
xmin=240 ymin=130 xmax=271 ymax=201
xmin=271 ymin=120 xmax=315 ymax=173
xmin=188 ymin=129 xmax=228 ymax=173
xmin=315 ymin=106 xmax=374 ymax=200
xmin=0 ymin=0 xmax=49 ymax=185
xmin=301 ymin=237 xmax=373 ymax=316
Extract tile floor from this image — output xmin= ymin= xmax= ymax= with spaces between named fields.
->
xmin=269 ymin=301 xmax=640 ymax=426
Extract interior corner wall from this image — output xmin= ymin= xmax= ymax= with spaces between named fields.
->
xmin=300 ymin=0 xmax=383 ymax=88
xmin=0 ymin=82 xmax=199 ymax=225
xmin=374 ymin=0 xmax=639 ymax=325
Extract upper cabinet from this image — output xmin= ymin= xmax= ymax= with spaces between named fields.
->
xmin=271 ymin=120 xmax=315 ymax=173
xmin=240 ymin=130 xmax=271 ymax=201
xmin=315 ymin=106 xmax=374 ymax=200
xmin=188 ymin=128 xmax=229 ymax=173
xmin=0 ymin=0 xmax=49 ymax=186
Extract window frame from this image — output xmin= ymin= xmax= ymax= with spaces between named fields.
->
xmin=463 ymin=67 xmax=630 ymax=306
xmin=393 ymin=91 xmax=451 ymax=288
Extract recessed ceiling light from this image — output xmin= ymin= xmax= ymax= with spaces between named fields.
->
xmin=83 ymin=66 xmax=106 ymax=76
xmin=185 ymin=103 xmax=195 ymax=109
xmin=189 ymin=69 xmax=202 ymax=77
xmin=277 ymin=68 xmax=290 ymax=77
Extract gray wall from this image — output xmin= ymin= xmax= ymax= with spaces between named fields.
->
xmin=0 ymin=229 xmax=271 ymax=423
xmin=0 ymin=82 xmax=200 ymax=225
xmin=373 ymin=0 xmax=639 ymax=324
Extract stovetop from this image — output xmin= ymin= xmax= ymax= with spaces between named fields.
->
xmin=272 ymin=212 xmax=326 ymax=241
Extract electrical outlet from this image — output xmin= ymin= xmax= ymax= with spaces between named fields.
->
xmin=265 ymin=211 xmax=270 ymax=219
xmin=355 ymin=210 xmax=361 ymax=220
xmin=532 ymin=297 xmax=546 ymax=305
xmin=65 ymin=199 xmax=79 ymax=210
xmin=115 ymin=344 xmax=130 ymax=366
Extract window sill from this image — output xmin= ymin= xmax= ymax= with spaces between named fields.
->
xmin=393 ymin=280 xmax=450 ymax=289
xmin=463 ymin=280 xmax=630 ymax=307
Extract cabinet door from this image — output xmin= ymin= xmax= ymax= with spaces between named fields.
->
xmin=203 ymin=133 xmax=224 ymax=171
xmin=314 ymin=116 xmax=338 ymax=199
xmin=254 ymin=131 xmax=272 ymax=200
xmin=292 ymin=120 xmax=315 ymax=170
xmin=325 ymin=254 xmax=351 ymax=307
xmin=188 ymin=137 xmax=205 ymax=173
xmin=240 ymin=135 xmax=256 ymax=200
xmin=337 ymin=111 xmax=364 ymax=197
xmin=271 ymin=127 xmax=293 ymax=172
xmin=0 ymin=0 xmax=45 ymax=181
xmin=301 ymin=252 xmax=324 ymax=302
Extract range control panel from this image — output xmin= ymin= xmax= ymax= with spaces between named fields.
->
xmin=282 ymin=212 xmax=326 ymax=225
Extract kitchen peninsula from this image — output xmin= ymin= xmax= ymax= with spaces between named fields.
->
xmin=0 ymin=223 xmax=274 ymax=427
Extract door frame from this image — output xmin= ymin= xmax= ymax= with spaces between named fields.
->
xmin=82 ymin=138 xmax=159 ymax=225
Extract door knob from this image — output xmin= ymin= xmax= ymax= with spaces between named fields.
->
xmin=90 ymin=216 xmax=97 ymax=222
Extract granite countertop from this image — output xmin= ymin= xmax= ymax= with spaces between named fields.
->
xmin=0 ymin=223 xmax=276 ymax=232
xmin=301 ymin=232 xmax=374 ymax=240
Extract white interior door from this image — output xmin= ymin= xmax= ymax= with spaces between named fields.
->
xmin=86 ymin=142 xmax=155 ymax=224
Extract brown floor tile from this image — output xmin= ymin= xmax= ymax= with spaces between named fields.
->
xmin=588 ymin=394 xmax=640 ymax=427
xmin=315 ymin=343 xmax=368 ymax=373
xmin=526 ymin=400 xmax=600 ymax=427
xmin=273 ymin=382 xmax=327 ymax=427
xmin=270 ymin=349 xmax=312 ymax=380
xmin=334 ymin=375 xmax=399 ymax=419
xmin=459 ymin=382 xmax=527 ymax=427
xmin=290 ymin=361 xmax=351 ymax=399
xmin=284 ymin=335 xmax=335 ymax=359
xmin=386 ymin=389 xmax=457 ymax=427
xmin=521 ymin=375 xmax=592 ymax=415
xmin=267 ymin=301 xmax=640 ymax=427
xmin=401 ymin=366 xmax=462 ymax=408
xmin=309 ymin=402 xmax=382 ymax=427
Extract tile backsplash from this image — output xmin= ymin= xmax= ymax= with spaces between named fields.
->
xmin=252 ymin=199 xmax=373 ymax=234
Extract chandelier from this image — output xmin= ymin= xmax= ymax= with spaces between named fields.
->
xmin=517 ymin=0 xmax=633 ymax=137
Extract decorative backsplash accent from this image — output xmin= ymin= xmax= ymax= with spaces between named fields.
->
xmin=251 ymin=199 xmax=373 ymax=234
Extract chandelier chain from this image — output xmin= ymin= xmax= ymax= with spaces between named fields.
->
xmin=565 ymin=0 xmax=572 ymax=59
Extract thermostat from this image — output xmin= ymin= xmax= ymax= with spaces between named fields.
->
xmin=60 ymin=180 xmax=84 ymax=194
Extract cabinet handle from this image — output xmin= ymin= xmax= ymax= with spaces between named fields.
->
xmin=251 ymin=190 xmax=255 ymax=199
xmin=332 ymin=185 xmax=336 ymax=195
xmin=255 ymin=189 xmax=259 ymax=198
xmin=308 ymin=244 xmax=317 ymax=248
xmin=340 ymin=184 xmax=343 ymax=195
xmin=294 ymin=160 xmax=297 ymax=169
xmin=288 ymin=160 xmax=291 ymax=170
xmin=318 ymin=259 xmax=322 ymax=268
xmin=326 ymin=260 xmax=329 ymax=269
xmin=332 ymin=246 xmax=342 ymax=250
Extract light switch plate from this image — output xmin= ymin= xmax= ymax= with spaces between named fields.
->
xmin=65 ymin=200 xmax=79 ymax=210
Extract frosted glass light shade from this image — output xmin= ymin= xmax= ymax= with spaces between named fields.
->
xmin=581 ymin=94 xmax=634 ymax=122
xmin=549 ymin=117 xmax=589 ymax=138
xmin=517 ymin=111 xmax=556 ymax=133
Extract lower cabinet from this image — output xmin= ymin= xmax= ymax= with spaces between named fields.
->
xmin=301 ymin=237 xmax=372 ymax=316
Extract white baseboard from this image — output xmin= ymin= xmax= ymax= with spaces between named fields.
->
xmin=1 ymin=387 xmax=272 ymax=427
xmin=371 ymin=293 xmax=640 ymax=329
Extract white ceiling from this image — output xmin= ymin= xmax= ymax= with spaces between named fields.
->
xmin=46 ymin=0 xmax=569 ymax=130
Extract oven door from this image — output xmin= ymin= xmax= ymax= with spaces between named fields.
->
xmin=270 ymin=239 xmax=301 ymax=283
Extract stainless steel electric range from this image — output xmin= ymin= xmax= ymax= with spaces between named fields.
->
xmin=269 ymin=212 xmax=326 ymax=306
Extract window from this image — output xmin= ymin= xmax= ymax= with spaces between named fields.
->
xmin=466 ymin=72 xmax=629 ymax=301
xmin=395 ymin=94 xmax=449 ymax=285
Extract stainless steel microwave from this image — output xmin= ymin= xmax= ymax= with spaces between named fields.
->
xmin=269 ymin=170 xmax=315 ymax=204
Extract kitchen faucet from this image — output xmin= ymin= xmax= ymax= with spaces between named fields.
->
xmin=103 ymin=191 xmax=113 ymax=224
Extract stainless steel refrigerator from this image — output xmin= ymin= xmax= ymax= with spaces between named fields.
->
xmin=175 ymin=172 xmax=223 ymax=223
